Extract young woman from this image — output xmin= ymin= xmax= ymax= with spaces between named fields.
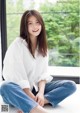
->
xmin=0 ymin=10 xmax=76 ymax=113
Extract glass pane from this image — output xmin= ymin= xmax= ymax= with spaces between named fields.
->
xmin=6 ymin=0 xmax=80 ymax=67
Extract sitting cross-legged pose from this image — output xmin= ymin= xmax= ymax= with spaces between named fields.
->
xmin=0 ymin=10 xmax=76 ymax=113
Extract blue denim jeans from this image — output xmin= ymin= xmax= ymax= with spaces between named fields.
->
xmin=0 ymin=80 xmax=76 ymax=113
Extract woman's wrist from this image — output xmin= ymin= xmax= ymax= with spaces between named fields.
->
xmin=23 ymin=88 xmax=35 ymax=100
xmin=38 ymin=89 xmax=44 ymax=95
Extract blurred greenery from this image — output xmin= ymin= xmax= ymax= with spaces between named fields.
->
xmin=6 ymin=0 xmax=80 ymax=67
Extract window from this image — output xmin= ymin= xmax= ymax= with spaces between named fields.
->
xmin=6 ymin=0 xmax=79 ymax=68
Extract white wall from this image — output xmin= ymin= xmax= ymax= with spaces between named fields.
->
xmin=48 ymin=66 xmax=80 ymax=77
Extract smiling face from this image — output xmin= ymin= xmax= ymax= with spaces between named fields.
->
xmin=27 ymin=16 xmax=42 ymax=39
xmin=20 ymin=10 xmax=47 ymax=57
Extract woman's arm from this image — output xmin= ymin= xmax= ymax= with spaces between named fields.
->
xmin=38 ymin=80 xmax=46 ymax=94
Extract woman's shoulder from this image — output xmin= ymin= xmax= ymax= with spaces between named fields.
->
xmin=4 ymin=37 xmax=26 ymax=59
xmin=6 ymin=37 xmax=29 ymax=55
xmin=11 ymin=37 xmax=23 ymax=45
xmin=8 ymin=37 xmax=27 ymax=49
xmin=5 ymin=37 xmax=23 ymax=54
xmin=14 ymin=37 xmax=28 ymax=47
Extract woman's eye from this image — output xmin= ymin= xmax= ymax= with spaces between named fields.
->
xmin=36 ymin=21 xmax=39 ymax=23
xmin=28 ymin=23 xmax=32 ymax=25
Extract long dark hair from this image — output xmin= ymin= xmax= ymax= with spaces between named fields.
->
xmin=20 ymin=10 xmax=48 ymax=57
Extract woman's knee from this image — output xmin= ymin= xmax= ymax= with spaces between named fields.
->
xmin=1 ymin=82 xmax=8 ymax=92
xmin=0 ymin=82 xmax=13 ymax=95
xmin=63 ymin=80 xmax=77 ymax=93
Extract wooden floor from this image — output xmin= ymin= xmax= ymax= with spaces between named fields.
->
xmin=0 ymin=85 xmax=80 ymax=113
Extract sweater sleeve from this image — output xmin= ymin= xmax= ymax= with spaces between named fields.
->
xmin=3 ymin=40 xmax=30 ymax=89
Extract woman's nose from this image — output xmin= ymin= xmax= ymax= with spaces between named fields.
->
xmin=33 ymin=23 xmax=38 ymax=28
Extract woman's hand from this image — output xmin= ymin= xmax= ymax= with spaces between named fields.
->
xmin=35 ymin=92 xmax=45 ymax=107
xmin=35 ymin=80 xmax=46 ymax=106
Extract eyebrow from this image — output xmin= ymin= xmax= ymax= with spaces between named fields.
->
xmin=28 ymin=21 xmax=32 ymax=23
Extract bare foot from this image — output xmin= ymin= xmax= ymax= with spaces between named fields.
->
xmin=30 ymin=105 xmax=48 ymax=113
xmin=17 ymin=105 xmax=49 ymax=113
xmin=17 ymin=110 xmax=23 ymax=113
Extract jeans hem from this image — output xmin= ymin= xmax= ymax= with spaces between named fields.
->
xmin=44 ymin=96 xmax=55 ymax=107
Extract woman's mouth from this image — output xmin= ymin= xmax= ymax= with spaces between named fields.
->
xmin=32 ymin=29 xmax=39 ymax=32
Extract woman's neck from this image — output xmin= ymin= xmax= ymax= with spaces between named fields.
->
xmin=30 ymin=37 xmax=37 ymax=55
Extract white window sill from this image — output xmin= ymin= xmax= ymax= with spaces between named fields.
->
xmin=48 ymin=66 xmax=80 ymax=77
